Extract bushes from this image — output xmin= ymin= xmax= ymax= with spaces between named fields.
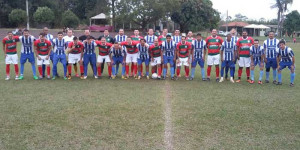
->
xmin=62 ymin=10 xmax=80 ymax=28
xmin=9 ymin=9 xmax=27 ymax=27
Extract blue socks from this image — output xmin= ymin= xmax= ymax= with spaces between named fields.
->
xmin=250 ymin=70 xmax=254 ymax=81
xmin=170 ymin=67 xmax=175 ymax=78
xmin=259 ymin=70 xmax=263 ymax=81
xmin=116 ymin=64 xmax=119 ymax=75
xmin=201 ymin=68 xmax=205 ymax=79
xmin=20 ymin=63 xmax=25 ymax=76
xmin=273 ymin=69 xmax=277 ymax=81
xmin=230 ymin=68 xmax=234 ymax=77
xmin=291 ymin=73 xmax=295 ymax=83
xmin=191 ymin=68 xmax=196 ymax=78
xmin=163 ymin=68 xmax=167 ymax=77
xmin=278 ymin=73 xmax=282 ymax=83
xmin=122 ymin=65 xmax=125 ymax=76
xmin=266 ymin=71 xmax=270 ymax=81
xmin=220 ymin=67 xmax=224 ymax=77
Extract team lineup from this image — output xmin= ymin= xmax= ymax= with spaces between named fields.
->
xmin=2 ymin=28 xmax=296 ymax=86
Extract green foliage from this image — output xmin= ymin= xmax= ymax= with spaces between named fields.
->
xmin=171 ymin=0 xmax=220 ymax=32
xmin=284 ymin=10 xmax=300 ymax=35
xmin=8 ymin=9 xmax=27 ymax=27
xmin=33 ymin=7 xmax=55 ymax=24
xmin=62 ymin=10 xmax=80 ymax=28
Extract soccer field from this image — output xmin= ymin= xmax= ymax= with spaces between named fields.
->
xmin=0 ymin=40 xmax=299 ymax=149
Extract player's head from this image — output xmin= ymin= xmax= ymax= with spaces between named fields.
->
xmin=188 ymin=31 xmax=193 ymax=37
xmin=7 ymin=31 xmax=13 ymax=39
xmin=148 ymin=29 xmax=154 ymax=35
xmin=163 ymin=29 xmax=168 ymax=35
xmin=230 ymin=28 xmax=236 ymax=36
xmin=57 ymin=31 xmax=63 ymax=40
xmin=242 ymin=30 xmax=248 ymax=38
xmin=73 ymin=36 xmax=78 ymax=44
xmin=100 ymin=37 xmax=106 ymax=44
xmin=23 ymin=29 xmax=29 ymax=37
xmin=86 ymin=36 xmax=93 ymax=43
xmin=279 ymin=39 xmax=286 ymax=49
xmin=84 ymin=30 xmax=90 ymax=36
xmin=181 ymin=36 xmax=186 ymax=42
xmin=140 ymin=39 xmax=146 ymax=45
xmin=134 ymin=30 xmax=139 ymax=36
xmin=40 ymin=32 xmax=46 ymax=42
xmin=196 ymin=33 xmax=202 ymax=41
xmin=104 ymin=29 xmax=109 ymax=36
xmin=126 ymin=37 xmax=132 ymax=43
xmin=226 ymin=33 xmax=232 ymax=41
xmin=166 ymin=35 xmax=172 ymax=42
xmin=254 ymin=39 xmax=259 ymax=47
xmin=269 ymin=31 xmax=274 ymax=39
xmin=67 ymin=29 xmax=73 ymax=37
xmin=154 ymin=38 xmax=159 ymax=46
xmin=175 ymin=30 xmax=180 ymax=36
xmin=43 ymin=27 xmax=49 ymax=34
xmin=113 ymin=42 xmax=119 ymax=49
xmin=119 ymin=29 xmax=124 ymax=35
xmin=211 ymin=29 xmax=217 ymax=37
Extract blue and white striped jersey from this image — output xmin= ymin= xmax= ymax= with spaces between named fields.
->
xmin=192 ymin=40 xmax=206 ymax=59
xmin=278 ymin=46 xmax=294 ymax=62
xmin=144 ymin=35 xmax=157 ymax=45
xmin=250 ymin=45 xmax=264 ymax=62
xmin=231 ymin=36 xmax=238 ymax=44
xmin=162 ymin=41 xmax=176 ymax=57
xmin=115 ymin=35 xmax=127 ymax=43
xmin=52 ymin=38 xmax=67 ymax=55
xmin=264 ymin=38 xmax=279 ymax=59
xmin=84 ymin=41 xmax=97 ymax=54
xmin=221 ymin=40 xmax=236 ymax=61
xmin=172 ymin=36 xmax=181 ymax=45
xmin=110 ymin=47 xmax=125 ymax=57
xmin=19 ymin=35 xmax=35 ymax=54
xmin=45 ymin=34 xmax=53 ymax=43
xmin=136 ymin=43 xmax=149 ymax=60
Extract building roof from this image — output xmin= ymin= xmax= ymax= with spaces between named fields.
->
xmin=222 ymin=22 xmax=249 ymax=27
xmin=91 ymin=13 xmax=106 ymax=19
xmin=244 ymin=24 xmax=270 ymax=29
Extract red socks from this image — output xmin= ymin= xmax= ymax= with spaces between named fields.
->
xmin=238 ymin=67 xmax=243 ymax=77
xmin=216 ymin=66 xmax=219 ymax=78
xmin=80 ymin=65 xmax=84 ymax=75
xmin=177 ymin=67 xmax=181 ymax=76
xmin=47 ymin=66 xmax=50 ymax=76
xmin=108 ymin=65 xmax=112 ymax=76
xmin=38 ymin=66 xmax=43 ymax=76
xmin=6 ymin=64 xmax=10 ymax=76
xmin=158 ymin=66 xmax=162 ymax=76
xmin=68 ymin=65 xmax=72 ymax=75
xmin=185 ymin=67 xmax=189 ymax=77
xmin=207 ymin=66 xmax=212 ymax=77
xmin=133 ymin=64 xmax=137 ymax=76
xmin=246 ymin=67 xmax=250 ymax=77
xmin=98 ymin=66 xmax=102 ymax=76
xmin=126 ymin=65 xmax=129 ymax=75
xmin=131 ymin=63 xmax=134 ymax=74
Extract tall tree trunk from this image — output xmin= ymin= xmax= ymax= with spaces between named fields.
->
xmin=112 ymin=0 xmax=116 ymax=31
xmin=277 ymin=10 xmax=281 ymax=37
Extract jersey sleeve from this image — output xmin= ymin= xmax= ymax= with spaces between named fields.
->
xmin=34 ymin=40 xmax=38 ymax=47
xmin=236 ymin=39 xmax=241 ymax=48
xmin=203 ymin=41 xmax=207 ymax=50
xmin=2 ymin=38 xmax=6 ymax=44
xmin=249 ymin=46 xmax=253 ymax=55
xmin=14 ymin=36 xmax=20 ymax=42
xmin=288 ymin=48 xmax=294 ymax=57
xmin=263 ymin=40 xmax=267 ymax=49
xmin=220 ymin=42 xmax=225 ymax=51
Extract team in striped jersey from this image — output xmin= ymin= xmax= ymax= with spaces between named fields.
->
xmin=1 ymin=28 xmax=296 ymax=86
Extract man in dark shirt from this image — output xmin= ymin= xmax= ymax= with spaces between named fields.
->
xmin=79 ymin=30 xmax=95 ymax=41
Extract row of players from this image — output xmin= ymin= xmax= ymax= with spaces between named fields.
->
xmin=2 ymin=28 xmax=295 ymax=86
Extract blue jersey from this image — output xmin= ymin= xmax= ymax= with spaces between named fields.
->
xmin=250 ymin=45 xmax=264 ymax=62
xmin=221 ymin=40 xmax=236 ymax=61
xmin=137 ymin=43 xmax=149 ymax=60
xmin=20 ymin=35 xmax=35 ymax=54
xmin=278 ymin=46 xmax=294 ymax=62
xmin=231 ymin=36 xmax=238 ymax=44
xmin=162 ymin=41 xmax=176 ymax=57
xmin=84 ymin=41 xmax=96 ymax=54
xmin=115 ymin=35 xmax=127 ymax=43
xmin=264 ymin=38 xmax=279 ymax=59
xmin=144 ymin=35 xmax=156 ymax=45
xmin=110 ymin=47 xmax=125 ymax=57
xmin=172 ymin=36 xmax=181 ymax=45
xmin=52 ymin=38 xmax=67 ymax=55
xmin=192 ymin=40 xmax=206 ymax=59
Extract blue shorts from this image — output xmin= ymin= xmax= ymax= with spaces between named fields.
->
xmin=253 ymin=60 xmax=264 ymax=67
xmin=266 ymin=58 xmax=277 ymax=69
xmin=221 ymin=60 xmax=235 ymax=68
xmin=20 ymin=53 xmax=35 ymax=64
xmin=50 ymin=51 xmax=54 ymax=61
xmin=279 ymin=62 xmax=293 ymax=71
xmin=192 ymin=58 xmax=204 ymax=68
xmin=138 ymin=58 xmax=150 ymax=65
xmin=163 ymin=56 xmax=174 ymax=66
xmin=112 ymin=56 xmax=124 ymax=65
xmin=53 ymin=54 xmax=67 ymax=65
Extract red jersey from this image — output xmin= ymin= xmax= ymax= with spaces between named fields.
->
xmin=121 ymin=41 xmax=138 ymax=54
xmin=96 ymin=42 xmax=112 ymax=56
xmin=68 ymin=41 xmax=84 ymax=54
xmin=205 ymin=36 xmax=223 ymax=55
xmin=158 ymin=35 xmax=167 ymax=45
xmin=130 ymin=35 xmax=143 ymax=42
xmin=186 ymin=37 xmax=195 ymax=43
xmin=34 ymin=39 xmax=52 ymax=56
xmin=176 ymin=41 xmax=191 ymax=58
xmin=236 ymin=37 xmax=254 ymax=58
xmin=2 ymin=36 xmax=19 ymax=55
xmin=149 ymin=45 xmax=162 ymax=58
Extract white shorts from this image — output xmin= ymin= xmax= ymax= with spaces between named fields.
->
xmin=151 ymin=57 xmax=161 ymax=66
xmin=207 ymin=54 xmax=220 ymax=65
xmin=177 ymin=57 xmax=189 ymax=67
xmin=5 ymin=54 xmax=18 ymax=64
xmin=37 ymin=55 xmax=50 ymax=66
xmin=239 ymin=57 xmax=251 ymax=67
xmin=68 ymin=54 xmax=81 ymax=64
xmin=126 ymin=53 xmax=138 ymax=63
xmin=97 ymin=55 xmax=111 ymax=63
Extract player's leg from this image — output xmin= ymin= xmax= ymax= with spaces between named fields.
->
xmin=229 ymin=62 xmax=235 ymax=83
xmin=5 ymin=55 xmax=11 ymax=80
xmin=52 ymin=54 xmax=59 ymax=79
xmin=37 ymin=56 xmax=43 ymax=79
xmin=258 ymin=61 xmax=264 ymax=84
xmin=245 ymin=57 xmax=251 ymax=82
xmin=83 ymin=54 xmax=89 ymax=78
xmin=169 ymin=57 xmax=175 ymax=79
xmin=277 ymin=62 xmax=283 ymax=85
xmin=176 ymin=58 xmax=182 ymax=78
xmin=225 ymin=66 xmax=229 ymax=80
xmin=133 ymin=54 xmax=138 ymax=78
xmin=130 ymin=62 xmax=134 ymax=77
xmin=106 ymin=56 xmax=112 ymax=78
xmin=97 ymin=55 xmax=103 ymax=77
xmin=74 ymin=63 xmax=79 ymax=77
xmin=29 ymin=53 xmax=38 ymax=79
xmin=163 ymin=56 xmax=168 ymax=78
xmin=206 ymin=55 xmax=213 ymax=81
xmin=157 ymin=57 xmax=162 ymax=79
xmin=215 ymin=55 xmax=220 ymax=82
xmin=265 ymin=58 xmax=271 ymax=83
xmin=272 ymin=59 xmax=278 ymax=84
xmin=183 ymin=58 xmax=190 ymax=80
xmin=220 ymin=61 xmax=226 ymax=82
xmin=12 ymin=54 xmax=19 ymax=80
xmin=137 ymin=59 xmax=142 ymax=78
xmin=250 ymin=61 xmax=255 ymax=82
xmin=45 ymin=57 xmax=51 ymax=79
xmin=61 ymin=55 xmax=68 ymax=79
xmin=145 ymin=59 xmax=150 ymax=79
xmin=290 ymin=63 xmax=295 ymax=86
xmin=125 ymin=54 xmax=131 ymax=78
xmin=91 ymin=54 xmax=98 ymax=78
xmin=237 ymin=57 xmax=244 ymax=82
xmin=111 ymin=57 xmax=117 ymax=77
xmin=101 ymin=59 xmax=105 ymax=74
xmin=200 ymin=60 xmax=205 ymax=81
xmin=190 ymin=59 xmax=197 ymax=80
xmin=19 ymin=53 xmax=26 ymax=79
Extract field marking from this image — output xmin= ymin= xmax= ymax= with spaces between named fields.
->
xmin=164 ymin=81 xmax=173 ymax=150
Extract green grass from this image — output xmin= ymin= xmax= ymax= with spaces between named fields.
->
xmin=0 ymin=40 xmax=299 ymax=149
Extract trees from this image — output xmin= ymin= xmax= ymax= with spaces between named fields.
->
xmin=171 ymin=0 xmax=220 ymax=32
xmin=8 ymin=9 xmax=27 ymax=27
xmin=62 ymin=10 xmax=80 ymax=28
xmin=33 ymin=7 xmax=55 ymax=26
xmin=283 ymin=10 xmax=300 ymax=35
xmin=271 ymin=0 xmax=293 ymax=37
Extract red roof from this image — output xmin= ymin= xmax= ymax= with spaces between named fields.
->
xmin=222 ymin=22 xmax=249 ymax=27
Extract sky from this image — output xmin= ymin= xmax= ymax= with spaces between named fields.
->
xmin=211 ymin=0 xmax=300 ymax=21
